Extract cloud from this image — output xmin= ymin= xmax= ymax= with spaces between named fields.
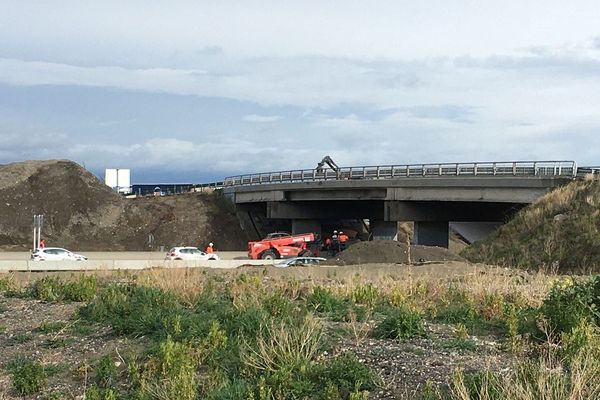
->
xmin=242 ymin=114 xmax=282 ymax=123
xmin=1 ymin=2 xmax=600 ymax=178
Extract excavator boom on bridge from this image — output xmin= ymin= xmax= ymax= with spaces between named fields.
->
xmin=316 ymin=156 xmax=346 ymax=179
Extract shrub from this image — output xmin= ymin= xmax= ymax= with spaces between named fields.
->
xmin=372 ymin=306 xmax=427 ymax=339
xmin=64 ymin=275 xmax=98 ymax=302
xmin=80 ymin=284 xmax=184 ymax=336
xmin=262 ymin=292 xmax=296 ymax=318
xmin=445 ymin=324 xmax=476 ymax=351
xmin=540 ymin=276 xmax=600 ymax=337
xmin=307 ymin=287 xmax=366 ymax=322
xmin=561 ymin=319 xmax=600 ymax=362
xmin=11 ymin=360 xmax=47 ymax=395
xmin=0 ymin=276 xmax=16 ymax=294
xmin=451 ymin=370 xmax=503 ymax=400
xmin=351 ymin=283 xmax=380 ymax=307
xmin=318 ymin=352 xmax=379 ymax=396
xmin=241 ymin=316 xmax=323 ymax=375
xmin=308 ymin=287 xmax=347 ymax=314
xmin=84 ymin=386 xmax=118 ymax=400
xmin=131 ymin=336 xmax=197 ymax=400
xmin=204 ymin=379 xmax=249 ymax=400
xmin=31 ymin=276 xmax=65 ymax=302
xmin=95 ymin=354 xmax=118 ymax=388
xmin=30 ymin=275 xmax=98 ymax=302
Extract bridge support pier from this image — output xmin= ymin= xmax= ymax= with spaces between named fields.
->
xmin=292 ymin=219 xmax=322 ymax=237
xmin=414 ymin=221 xmax=449 ymax=248
xmin=371 ymin=220 xmax=397 ymax=241
xmin=449 ymin=222 xmax=502 ymax=244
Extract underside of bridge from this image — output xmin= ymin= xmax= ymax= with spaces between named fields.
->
xmin=234 ymin=200 xmax=523 ymax=247
xmin=224 ymin=173 xmax=571 ymax=247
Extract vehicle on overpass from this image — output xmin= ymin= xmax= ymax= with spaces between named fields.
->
xmin=31 ymin=247 xmax=88 ymax=261
xmin=248 ymin=232 xmax=316 ymax=260
xmin=165 ymin=247 xmax=220 ymax=261
xmin=275 ymin=256 xmax=327 ymax=267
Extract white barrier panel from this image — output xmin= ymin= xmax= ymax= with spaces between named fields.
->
xmin=0 ymin=259 xmax=273 ymax=272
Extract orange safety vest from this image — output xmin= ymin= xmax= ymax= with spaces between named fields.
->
xmin=206 ymin=246 xmax=214 ymax=253
xmin=339 ymin=234 xmax=349 ymax=243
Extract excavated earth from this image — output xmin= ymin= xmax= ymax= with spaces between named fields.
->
xmin=0 ymin=160 xmax=248 ymax=251
xmin=333 ymin=240 xmax=465 ymax=265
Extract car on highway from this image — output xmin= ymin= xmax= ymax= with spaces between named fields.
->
xmin=165 ymin=247 xmax=220 ymax=261
xmin=274 ymin=256 xmax=327 ymax=268
xmin=31 ymin=247 xmax=88 ymax=261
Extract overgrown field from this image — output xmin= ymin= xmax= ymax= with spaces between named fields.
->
xmin=462 ymin=176 xmax=600 ymax=272
xmin=1 ymin=265 xmax=599 ymax=399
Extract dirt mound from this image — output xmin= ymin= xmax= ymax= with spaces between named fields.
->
xmin=333 ymin=240 xmax=464 ymax=265
xmin=461 ymin=177 xmax=600 ymax=271
xmin=0 ymin=160 xmax=248 ymax=251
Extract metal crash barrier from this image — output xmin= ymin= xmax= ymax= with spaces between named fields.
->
xmin=224 ymin=161 xmax=579 ymax=187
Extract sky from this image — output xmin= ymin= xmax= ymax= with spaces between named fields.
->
xmin=1 ymin=1 xmax=600 ymax=182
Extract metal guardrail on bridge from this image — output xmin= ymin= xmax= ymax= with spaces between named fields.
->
xmin=223 ymin=161 xmax=578 ymax=187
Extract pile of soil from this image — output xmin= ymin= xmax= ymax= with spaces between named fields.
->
xmin=0 ymin=160 xmax=248 ymax=251
xmin=333 ymin=240 xmax=464 ymax=265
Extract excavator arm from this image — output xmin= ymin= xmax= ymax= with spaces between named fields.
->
xmin=316 ymin=155 xmax=341 ymax=174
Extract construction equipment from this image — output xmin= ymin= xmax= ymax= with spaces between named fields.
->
xmin=248 ymin=232 xmax=316 ymax=260
xmin=316 ymin=156 xmax=346 ymax=179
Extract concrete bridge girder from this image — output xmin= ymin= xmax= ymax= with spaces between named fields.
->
xmin=386 ymin=187 xmax=548 ymax=203
xmin=384 ymin=201 xmax=521 ymax=222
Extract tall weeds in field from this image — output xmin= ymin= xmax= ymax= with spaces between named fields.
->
xmin=241 ymin=316 xmax=322 ymax=375
xmin=451 ymin=349 xmax=600 ymax=400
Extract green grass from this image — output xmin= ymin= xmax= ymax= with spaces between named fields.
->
xmin=34 ymin=321 xmax=67 ymax=333
xmin=6 ymin=332 xmax=34 ymax=345
xmin=8 ymin=359 xmax=47 ymax=395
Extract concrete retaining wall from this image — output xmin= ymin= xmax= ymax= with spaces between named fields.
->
xmin=0 ymin=259 xmax=273 ymax=272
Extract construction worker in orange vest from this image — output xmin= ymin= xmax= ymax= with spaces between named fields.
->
xmin=339 ymin=231 xmax=349 ymax=250
xmin=205 ymin=242 xmax=214 ymax=253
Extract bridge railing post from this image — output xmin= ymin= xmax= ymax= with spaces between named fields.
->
xmin=512 ymin=162 xmax=517 ymax=176
xmin=473 ymin=163 xmax=478 ymax=176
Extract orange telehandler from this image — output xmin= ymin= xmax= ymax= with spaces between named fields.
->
xmin=248 ymin=232 xmax=316 ymax=260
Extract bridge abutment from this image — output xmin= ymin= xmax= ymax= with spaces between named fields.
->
xmin=371 ymin=220 xmax=398 ymax=240
xmin=414 ymin=221 xmax=449 ymax=247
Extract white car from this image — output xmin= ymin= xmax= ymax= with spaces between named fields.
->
xmin=31 ymin=247 xmax=88 ymax=261
xmin=165 ymin=247 xmax=220 ymax=261
xmin=275 ymin=257 xmax=327 ymax=268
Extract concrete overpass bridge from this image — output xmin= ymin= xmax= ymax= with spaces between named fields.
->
xmin=222 ymin=161 xmax=581 ymax=247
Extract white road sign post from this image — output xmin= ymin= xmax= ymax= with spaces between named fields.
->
xmin=33 ymin=214 xmax=44 ymax=251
